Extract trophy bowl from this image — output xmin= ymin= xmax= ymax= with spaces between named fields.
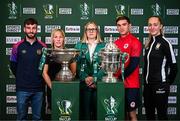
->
xmin=99 ymin=35 xmax=121 ymax=83
xmin=51 ymin=48 xmax=79 ymax=82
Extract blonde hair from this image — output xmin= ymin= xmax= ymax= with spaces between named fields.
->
xmin=81 ymin=21 xmax=102 ymax=43
xmin=145 ymin=16 xmax=164 ymax=48
xmin=51 ymin=28 xmax=65 ymax=49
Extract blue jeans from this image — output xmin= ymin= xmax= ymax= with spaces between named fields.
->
xmin=16 ymin=91 xmax=43 ymax=121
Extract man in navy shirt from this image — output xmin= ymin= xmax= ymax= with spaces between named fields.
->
xmin=10 ymin=18 xmax=46 ymax=120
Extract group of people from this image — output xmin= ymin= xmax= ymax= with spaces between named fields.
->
xmin=9 ymin=16 xmax=177 ymax=121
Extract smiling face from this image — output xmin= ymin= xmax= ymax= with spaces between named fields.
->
xmin=51 ymin=30 xmax=65 ymax=49
xmin=148 ymin=17 xmax=163 ymax=36
xmin=116 ymin=19 xmax=131 ymax=37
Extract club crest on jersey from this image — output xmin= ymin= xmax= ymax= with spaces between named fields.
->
xmin=130 ymin=101 xmax=136 ymax=108
xmin=124 ymin=44 xmax=129 ymax=49
xmin=21 ymin=49 xmax=26 ymax=54
xmin=155 ymin=43 xmax=161 ymax=50
xmin=37 ymin=49 xmax=42 ymax=55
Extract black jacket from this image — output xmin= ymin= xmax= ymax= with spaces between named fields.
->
xmin=144 ymin=34 xmax=178 ymax=85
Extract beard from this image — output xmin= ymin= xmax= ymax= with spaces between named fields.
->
xmin=26 ymin=33 xmax=36 ymax=39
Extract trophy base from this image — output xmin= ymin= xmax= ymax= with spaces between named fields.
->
xmin=102 ymin=76 xmax=118 ymax=83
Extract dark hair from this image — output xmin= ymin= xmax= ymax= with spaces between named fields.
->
xmin=116 ymin=16 xmax=131 ymax=24
xmin=24 ymin=18 xmax=38 ymax=27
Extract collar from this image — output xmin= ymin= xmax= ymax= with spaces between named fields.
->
xmin=24 ymin=37 xmax=37 ymax=45
xmin=119 ymin=33 xmax=132 ymax=40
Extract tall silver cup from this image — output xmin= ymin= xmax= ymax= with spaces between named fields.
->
xmin=99 ymin=35 xmax=121 ymax=83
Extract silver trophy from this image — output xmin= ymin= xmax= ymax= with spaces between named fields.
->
xmin=99 ymin=35 xmax=121 ymax=83
xmin=50 ymin=48 xmax=79 ymax=82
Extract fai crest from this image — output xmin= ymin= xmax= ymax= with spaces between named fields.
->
xmin=151 ymin=3 xmax=161 ymax=16
xmin=80 ymin=2 xmax=90 ymax=20
xmin=115 ymin=4 xmax=125 ymax=16
xmin=43 ymin=4 xmax=54 ymax=19
xmin=8 ymin=2 xmax=17 ymax=19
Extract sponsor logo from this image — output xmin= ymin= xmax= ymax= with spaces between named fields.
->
xmin=164 ymin=26 xmax=178 ymax=34
xmin=6 ymin=96 xmax=17 ymax=103
xmin=59 ymin=8 xmax=72 ymax=14
xmin=65 ymin=37 xmax=80 ymax=44
xmin=170 ymin=85 xmax=177 ymax=93
xmin=6 ymin=48 xmax=12 ymax=55
xmin=115 ymin=4 xmax=125 ymax=16
xmin=104 ymin=36 xmax=118 ymax=43
xmin=45 ymin=25 xmax=61 ymax=33
xmin=43 ymin=4 xmax=54 ymax=19
xmin=28 ymin=107 xmax=32 ymax=114
xmin=131 ymin=26 xmax=139 ymax=33
xmin=104 ymin=26 xmax=118 ymax=33
xmin=95 ymin=8 xmax=108 ymax=15
xmin=167 ymin=107 xmax=176 ymax=115
xmin=166 ymin=38 xmax=178 ymax=45
xmin=8 ymin=2 xmax=17 ymax=19
xmin=37 ymin=25 xmax=41 ymax=33
xmin=7 ymin=64 xmax=15 ymax=78
xmin=23 ymin=7 xmax=36 ymax=14
xmin=143 ymin=49 xmax=145 ymax=56
xmin=168 ymin=96 xmax=177 ymax=104
xmin=6 ymin=36 xmax=21 ymax=44
xmin=65 ymin=26 xmax=80 ymax=33
xmin=37 ymin=36 xmax=41 ymax=40
xmin=143 ymin=26 xmax=149 ymax=33
xmin=80 ymin=2 xmax=90 ymax=20
xmin=6 ymin=107 xmax=17 ymax=114
xmin=6 ymin=84 xmax=16 ymax=92
xmin=45 ymin=37 xmax=51 ymax=44
xmin=167 ymin=9 xmax=179 ymax=15
xmin=139 ymin=68 xmax=142 ymax=75
xmin=173 ymin=49 xmax=178 ymax=56
xmin=151 ymin=3 xmax=161 ymax=16
xmin=142 ymin=107 xmax=145 ymax=115
xmin=131 ymin=8 xmax=143 ymax=15
xmin=143 ymin=37 xmax=149 ymax=45
xmin=6 ymin=25 xmax=21 ymax=33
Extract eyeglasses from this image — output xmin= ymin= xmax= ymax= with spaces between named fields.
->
xmin=86 ymin=28 xmax=97 ymax=32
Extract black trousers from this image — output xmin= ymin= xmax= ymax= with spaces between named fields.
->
xmin=143 ymin=83 xmax=170 ymax=120
xmin=80 ymin=86 xmax=97 ymax=120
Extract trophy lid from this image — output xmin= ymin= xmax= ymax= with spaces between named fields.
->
xmin=103 ymin=35 xmax=120 ymax=52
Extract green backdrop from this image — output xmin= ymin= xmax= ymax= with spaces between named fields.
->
xmin=0 ymin=0 xmax=179 ymax=120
